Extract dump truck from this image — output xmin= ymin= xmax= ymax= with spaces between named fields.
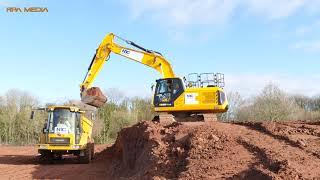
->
xmin=31 ymin=106 xmax=94 ymax=163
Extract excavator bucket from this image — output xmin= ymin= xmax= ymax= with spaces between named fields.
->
xmin=81 ymin=87 xmax=107 ymax=108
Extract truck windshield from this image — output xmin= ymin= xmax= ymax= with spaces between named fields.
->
xmin=48 ymin=109 xmax=75 ymax=134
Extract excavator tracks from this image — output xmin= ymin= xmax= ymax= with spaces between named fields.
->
xmin=153 ymin=113 xmax=217 ymax=124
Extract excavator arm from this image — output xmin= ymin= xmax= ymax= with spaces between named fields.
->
xmin=80 ymin=33 xmax=175 ymax=107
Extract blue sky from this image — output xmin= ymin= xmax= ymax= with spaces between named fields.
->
xmin=0 ymin=0 xmax=320 ymax=103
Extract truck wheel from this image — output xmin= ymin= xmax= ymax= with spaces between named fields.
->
xmin=54 ymin=154 xmax=63 ymax=160
xmin=39 ymin=150 xmax=53 ymax=164
xmin=78 ymin=144 xmax=92 ymax=164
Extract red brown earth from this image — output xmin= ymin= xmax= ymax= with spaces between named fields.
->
xmin=1 ymin=120 xmax=320 ymax=179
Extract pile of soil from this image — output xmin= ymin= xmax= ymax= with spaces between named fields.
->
xmin=106 ymin=120 xmax=320 ymax=179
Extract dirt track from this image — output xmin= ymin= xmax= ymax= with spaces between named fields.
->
xmin=0 ymin=121 xmax=320 ymax=179
xmin=0 ymin=144 xmax=111 ymax=179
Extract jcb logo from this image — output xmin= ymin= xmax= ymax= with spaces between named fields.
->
xmin=121 ymin=49 xmax=130 ymax=54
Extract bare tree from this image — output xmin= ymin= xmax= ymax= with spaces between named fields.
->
xmin=251 ymin=84 xmax=299 ymax=121
xmin=0 ymin=89 xmax=43 ymax=144
xmin=105 ymin=88 xmax=125 ymax=104
xmin=219 ymin=91 xmax=244 ymax=121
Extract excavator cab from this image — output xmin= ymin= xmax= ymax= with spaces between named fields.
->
xmin=153 ymin=74 xmax=228 ymax=122
xmin=153 ymin=78 xmax=184 ymax=107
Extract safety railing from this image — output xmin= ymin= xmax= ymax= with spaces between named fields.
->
xmin=183 ymin=73 xmax=225 ymax=88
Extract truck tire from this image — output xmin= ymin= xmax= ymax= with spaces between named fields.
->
xmin=39 ymin=150 xmax=53 ymax=164
xmin=78 ymin=144 xmax=92 ymax=164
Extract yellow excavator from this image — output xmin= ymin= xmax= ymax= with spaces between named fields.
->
xmin=80 ymin=33 xmax=228 ymax=122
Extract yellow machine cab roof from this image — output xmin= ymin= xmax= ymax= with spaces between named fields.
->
xmin=47 ymin=106 xmax=83 ymax=112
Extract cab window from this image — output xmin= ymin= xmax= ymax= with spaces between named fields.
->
xmin=154 ymin=78 xmax=184 ymax=106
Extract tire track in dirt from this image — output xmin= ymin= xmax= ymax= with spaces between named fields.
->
xmin=272 ymin=121 xmax=320 ymax=139
xmin=272 ymin=122 xmax=320 ymax=159
xmin=237 ymin=122 xmax=320 ymax=159
xmin=0 ymin=145 xmax=111 ymax=179
xmin=214 ymin=122 xmax=320 ymax=179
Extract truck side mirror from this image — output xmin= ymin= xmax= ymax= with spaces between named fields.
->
xmin=42 ymin=122 xmax=48 ymax=133
xmin=151 ymin=84 xmax=155 ymax=92
xmin=91 ymin=113 xmax=95 ymax=121
xmin=30 ymin=111 xmax=35 ymax=120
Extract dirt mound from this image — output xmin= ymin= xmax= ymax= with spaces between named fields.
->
xmin=109 ymin=121 xmax=188 ymax=179
xmin=107 ymin=120 xmax=320 ymax=179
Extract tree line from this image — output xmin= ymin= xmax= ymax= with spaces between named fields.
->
xmin=0 ymin=84 xmax=319 ymax=145
xmin=220 ymin=83 xmax=320 ymax=122
xmin=0 ymin=89 xmax=154 ymax=145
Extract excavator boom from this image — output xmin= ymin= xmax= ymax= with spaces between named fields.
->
xmin=80 ymin=33 xmax=175 ymax=107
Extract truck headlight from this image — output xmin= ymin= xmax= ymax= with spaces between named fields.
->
xmin=75 ymin=134 xmax=80 ymax=144
xmin=39 ymin=145 xmax=47 ymax=149
xmin=72 ymin=145 xmax=80 ymax=149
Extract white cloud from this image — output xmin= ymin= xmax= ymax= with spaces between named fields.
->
xmin=293 ymin=21 xmax=320 ymax=53
xmin=244 ymin=0 xmax=306 ymax=19
xmin=125 ymin=0 xmax=320 ymax=26
xmin=227 ymin=73 xmax=320 ymax=97
xmin=292 ymin=41 xmax=320 ymax=52
xmin=128 ymin=0 xmax=237 ymax=26
xmin=304 ymin=0 xmax=320 ymax=15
